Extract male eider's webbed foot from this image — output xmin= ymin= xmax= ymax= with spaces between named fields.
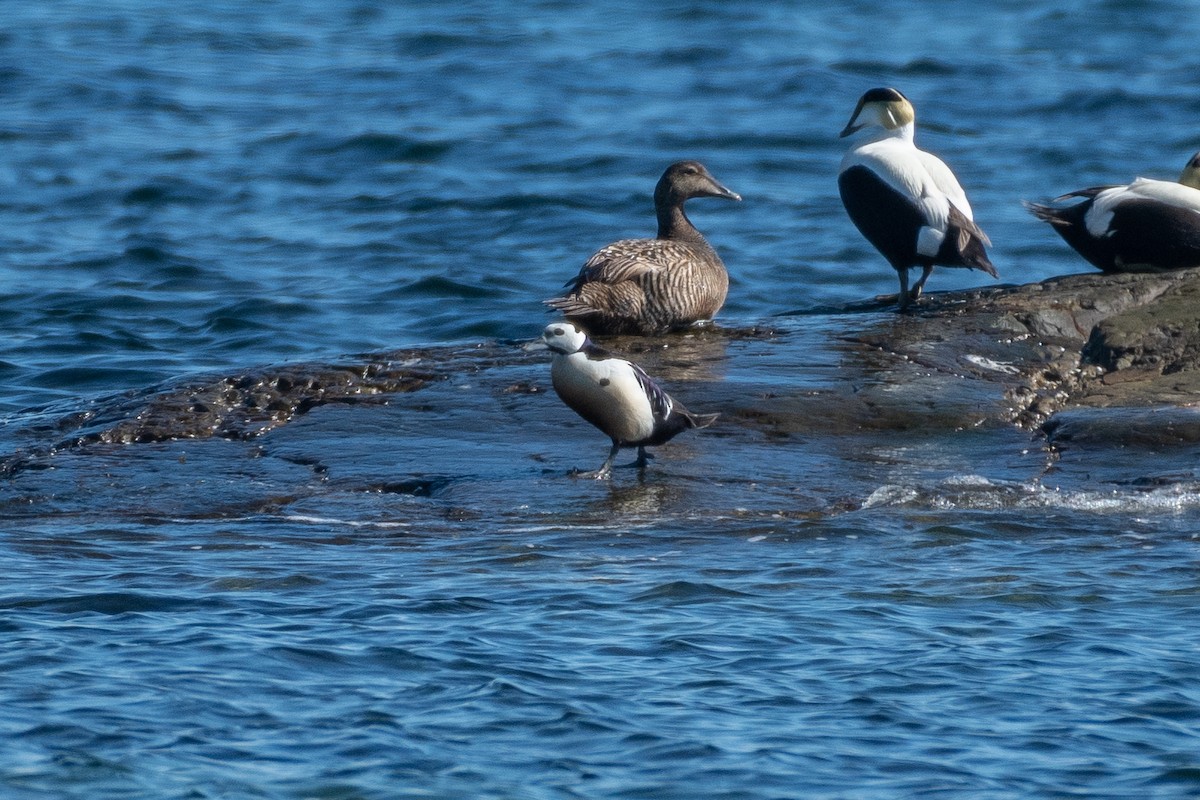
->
xmin=908 ymin=265 xmax=934 ymax=303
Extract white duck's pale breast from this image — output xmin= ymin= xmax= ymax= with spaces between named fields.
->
xmin=550 ymin=353 xmax=655 ymax=444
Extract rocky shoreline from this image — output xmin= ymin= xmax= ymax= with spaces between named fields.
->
xmin=6 ymin=268 xmax=1200 ymax=477
xmin=863 ymin=268 xmax=1200 ymax=429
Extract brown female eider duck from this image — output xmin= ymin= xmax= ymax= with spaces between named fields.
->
xmin=838 ymin=87 xmax=996 ymax=310
xmin=539 ymin=321 xmax=717 ymax=479
xmin=1025 ymin=152 xmax=1200 ymax=272
xmin=544 ymin=160 xmax=741 ymax=335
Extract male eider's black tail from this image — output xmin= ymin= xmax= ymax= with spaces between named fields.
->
xmin=959 ymin=235 xmax=997 ymax=278
xmin=1023 ymin=199 xmax=1072 ymax=228
xmin=947 ymin=205 xmax=998 ymax=278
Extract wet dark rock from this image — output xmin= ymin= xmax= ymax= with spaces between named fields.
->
xmin=843 ymin=268 xmax=1200 ymax=431
xmin=0 ymin=351 xmax=462 ymax=477
xmin=71 ymin=360 xmax=436 ymax=447
xmin=1082 ymin=278 xmax=1200 ymax=374
xmin=3 ymin=271 xmax=1200 ymax=486
xmin=369 ymin=477 xmax=451 ymax=496
xmin=1043 ymin=407 xmax=1200 ymax=448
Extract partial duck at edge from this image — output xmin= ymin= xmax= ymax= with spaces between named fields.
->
xmin=1026 ymin=152 xmax=1200 ymax=273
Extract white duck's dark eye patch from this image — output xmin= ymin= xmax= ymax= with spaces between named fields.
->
xmin=553 ymin=327 xmax=565 ymax=336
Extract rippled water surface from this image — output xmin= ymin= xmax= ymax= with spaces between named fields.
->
xmin=4 ymin=2 xmax=1200 ymax=798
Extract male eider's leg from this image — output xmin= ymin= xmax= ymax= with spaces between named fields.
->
xmin=910 ymin=264 xmax=934 ymax=301
xmin=896 ymin=268 xmax=911 ymax=310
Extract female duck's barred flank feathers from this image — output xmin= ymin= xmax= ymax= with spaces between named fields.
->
xmin=1025 ymin=151 xmax=1200 ymax=273
xmin=544 ymin=160 xmax=740 ymax=336
xmin=562 ymin=238 xmax=723 ymax=293
xmin=546 ymin=238 xmax=730 ymax=335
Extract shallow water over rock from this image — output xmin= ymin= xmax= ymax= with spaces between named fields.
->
xmin=9 ymin=269 xmax=1200 ymax=526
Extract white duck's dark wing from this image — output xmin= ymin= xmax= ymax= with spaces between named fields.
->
xmin=628 ymin=362 xmax=674 ymax=420
xmin=838 ymin=164 xmax=926 ymax=270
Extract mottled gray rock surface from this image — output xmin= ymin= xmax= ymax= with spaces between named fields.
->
xmin=878 ymin=269 xmax=1200 ymax=428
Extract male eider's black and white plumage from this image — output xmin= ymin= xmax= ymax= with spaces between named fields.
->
xmin=544 ymin=161 xmax=741 ymax=335
xmin=1025 ymin=152 xmax=1200 ymax=273
xmin=838 ymin=87 xmax=997 ymax=310
xmin=540 ymin=321 xmax=717 ymax=478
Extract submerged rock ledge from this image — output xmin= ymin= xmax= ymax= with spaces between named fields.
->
xmin=4 ymin=268 xmax=1199 ymax=479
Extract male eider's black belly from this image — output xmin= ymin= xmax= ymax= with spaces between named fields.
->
xmin=838 ymin=165 xmax=925 ymax=271
xmin=1106 ymin=199 xmax=1200 ymax=272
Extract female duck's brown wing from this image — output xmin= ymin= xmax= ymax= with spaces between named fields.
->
xmin=545 ymin=238 xmax=724 ymax=335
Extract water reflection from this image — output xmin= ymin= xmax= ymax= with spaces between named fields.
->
xmin=584 ymin=326 xmax=735 ymax=384
xmin=592 ymin=478 xmax=679 ymax=517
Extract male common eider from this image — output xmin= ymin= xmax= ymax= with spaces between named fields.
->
xmin=838 ymin=87 xmax=997 ymax=310
xmin=540 ymin=321 xmax=717 ymax=479
xmin=1025 ymin=152 xmax=1200 ymax=272
xmin=544 ymin=161 xmax=741 ymax=335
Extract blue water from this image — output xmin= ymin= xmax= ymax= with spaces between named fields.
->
xmin=4 ymin=2 xmax=1200 ymax=798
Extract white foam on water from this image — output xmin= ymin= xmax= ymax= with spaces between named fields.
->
xmin=861 ymin=474 xmax=1200 ymax=514
xmin=962 ymin=354 xmax=1020 ymax=374
xmin=282 ymin=514 xmax=413 ymax=529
